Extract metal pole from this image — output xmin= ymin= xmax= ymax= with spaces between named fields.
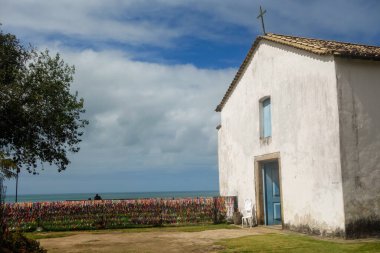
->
xmin=15 ymin=168 xmax=19 ymax=203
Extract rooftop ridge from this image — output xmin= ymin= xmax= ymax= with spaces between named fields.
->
xmin=263 ymin=34 xmax=330 ymax=55
xmin=266 ymin=33 xmax=380 ymax=49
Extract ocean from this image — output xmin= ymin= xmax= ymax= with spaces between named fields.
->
xmin=4 ymin=190 xmax=220 ymax=203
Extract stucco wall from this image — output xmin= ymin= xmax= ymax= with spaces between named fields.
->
xmin=218 ymin=40 xmax=346 ymax=234
xmin=335 ymin=58 xmax=380 ymax=237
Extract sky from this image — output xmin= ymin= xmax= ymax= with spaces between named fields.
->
xmin=1 ymin=0 xmax=380 ymax=195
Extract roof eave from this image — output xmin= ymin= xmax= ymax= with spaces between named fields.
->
xmin=215 ymin=36 xmax=265 ymax=112
xmin=334 ymin=53 xmax=380 ymax=61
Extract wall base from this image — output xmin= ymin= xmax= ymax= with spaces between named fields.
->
xmin=283 ymin=223 xmax=345 ymax=238
xmin=345 ymin=216 xmax=380 ymax=239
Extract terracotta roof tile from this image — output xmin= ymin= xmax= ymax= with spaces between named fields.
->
xmin=215 ymin=33 xmax=380 ymax=112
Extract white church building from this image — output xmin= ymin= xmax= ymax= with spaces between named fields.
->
xmin=216 ymin=33 xmax=380 ymax=238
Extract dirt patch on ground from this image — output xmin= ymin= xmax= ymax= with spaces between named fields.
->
xmin=39 ymin=227 xmax=280 ymax=253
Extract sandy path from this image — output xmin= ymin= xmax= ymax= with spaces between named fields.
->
xmin=39 ymin=227 xmax=279 ymax=253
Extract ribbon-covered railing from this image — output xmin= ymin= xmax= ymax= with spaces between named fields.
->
xmin=4 ymin=197 xmax=236 ymax=231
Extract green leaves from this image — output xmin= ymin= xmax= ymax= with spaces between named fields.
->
xmin=0 ymin=28 xmax=88 ymax=175
xmin=0 ymin=152 xmax=16 ymax=178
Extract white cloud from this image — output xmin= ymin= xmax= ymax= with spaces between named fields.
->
xmin=0 ymin=0 xmax=182 ymax=47
xmin=57 ymin=48 xmax=235 ymax=173
xmin=2 ymin=0 xmax=379 ymax=49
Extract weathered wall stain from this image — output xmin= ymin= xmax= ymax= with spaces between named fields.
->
xmin=284 ymin=223 xmax=345 ymax=237
xmin=217 ymin=41 xmax=380 ymax=238
xmin=335 ymin=58 xmax=380 ymax=238
xmin=218 ymin=41 xmax=345 ymax=233
xmin=345 ymin=216 xmax=380 ymax=239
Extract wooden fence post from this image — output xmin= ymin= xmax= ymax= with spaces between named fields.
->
xmin=159 ymin=198 xmax=163 ymax=226
xmin=213 ymin=197 xmax=218 ymax=224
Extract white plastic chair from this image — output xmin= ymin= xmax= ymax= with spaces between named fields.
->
xmin=242 ymin=199 xmax=254 ymax=228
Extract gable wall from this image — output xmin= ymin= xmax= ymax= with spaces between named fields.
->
xmin=335 ymin=58 xmax=380 ymax=237
xmin=218 ymin=40 xmax=345 ymax=234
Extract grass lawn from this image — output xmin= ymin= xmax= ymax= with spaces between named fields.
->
xmin=24 ymin=223 xmax=238 ymax=240
xmin=218 ymin=233 xmax=380 ymax=253
xmin=24 ymin=225 xmax=380 ymax=252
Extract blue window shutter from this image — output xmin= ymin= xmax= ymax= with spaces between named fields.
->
xmin=262 ymin=98 xmax=272 ymax=137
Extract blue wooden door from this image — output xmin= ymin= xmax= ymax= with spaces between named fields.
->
xmin=263 ymin=162 xmax=281 ymax=225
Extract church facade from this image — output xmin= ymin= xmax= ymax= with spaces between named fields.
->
xmin=216 ymin=33 xmax=380 ymax=237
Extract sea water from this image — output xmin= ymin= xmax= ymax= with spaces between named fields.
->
xmin=5 ymin=190 xmax=219 ymax=203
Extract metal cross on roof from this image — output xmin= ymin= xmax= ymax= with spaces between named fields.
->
xmin=257 ymin=6 xmax=267 ymax=34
